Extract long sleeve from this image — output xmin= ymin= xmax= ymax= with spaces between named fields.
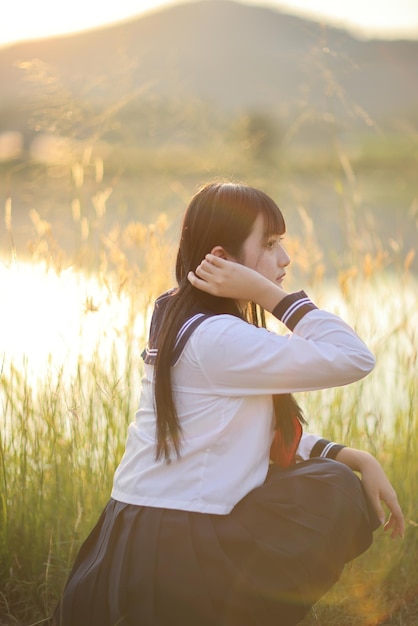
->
xmin=186 ymin=291 xmax=375 ymax=396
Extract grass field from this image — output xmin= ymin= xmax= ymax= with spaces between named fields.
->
xmin=1 ymin=199 xmax=417 ymax=625
xmin=1 ymin=127 xmax=417 ymax=625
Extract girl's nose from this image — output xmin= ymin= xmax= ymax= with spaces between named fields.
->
xmin=278 ymin=246 xmax=290 ymax=267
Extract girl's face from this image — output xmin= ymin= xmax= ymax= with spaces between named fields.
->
xmin=238 ymin=213 xmax=290 ymax=285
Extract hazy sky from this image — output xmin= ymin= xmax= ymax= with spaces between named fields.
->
xmin=2 ymin=0 xmax=418 ymax=47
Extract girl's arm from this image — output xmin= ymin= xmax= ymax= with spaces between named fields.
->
xmin=189 ymin=252 xmax=404 ymax=537
xmin=188 ymin=255 xmax=375 ymax=393
xmin=334 ymin=447 xmax=405 ymax=539
xmin=295 ymin=436 xmax=404 ymax=539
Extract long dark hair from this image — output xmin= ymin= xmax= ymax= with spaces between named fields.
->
xmin=154 ymin=182 xmax=305 ymax=461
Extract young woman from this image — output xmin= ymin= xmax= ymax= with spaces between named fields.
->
xmin=54 ymin=182 xmax=404 ymax=626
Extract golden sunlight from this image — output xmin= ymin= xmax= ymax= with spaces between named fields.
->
xmin=2 ymin=0 xmax=417 ymax=46
xmin=1 ymin=260 xmax=144 ymax=384
xmin=0 ymin=0 xmax=178 ymax=46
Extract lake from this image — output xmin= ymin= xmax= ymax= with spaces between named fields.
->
xmin=1 ymin=258 xmax=416 ymax=437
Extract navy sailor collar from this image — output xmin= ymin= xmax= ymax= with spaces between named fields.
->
xmin=142 ymin=290 xmax=217 ymax=366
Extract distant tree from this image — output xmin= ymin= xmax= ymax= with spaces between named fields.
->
xmin=231 ymin=111 xmax=283 ymax=162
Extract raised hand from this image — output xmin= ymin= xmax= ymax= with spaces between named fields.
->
xmin=187 ymin=254 xmax=287 ymax=312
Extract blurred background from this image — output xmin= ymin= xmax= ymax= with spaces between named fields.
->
xmin=1 ymin=0 xmax=417 ymax=271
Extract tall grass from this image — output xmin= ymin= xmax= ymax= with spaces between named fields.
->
xmin=299 ymin=272 xmax=418 ymax=625
xmin=1 ymin=206 xmax=417 ymax=625
xmin=1 ymin=145 xmax=417 ymax=624
xmin=1 ymin=203 xmax=176 ymax=623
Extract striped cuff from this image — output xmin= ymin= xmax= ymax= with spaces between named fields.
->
xmin=272 ymin=290 xmax=318 ymax=331
xmin=310 ymin=438 xmax=345 ymax=460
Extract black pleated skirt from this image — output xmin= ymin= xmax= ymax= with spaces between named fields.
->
xmin=54 ymin=458 xmax=379 ymax=626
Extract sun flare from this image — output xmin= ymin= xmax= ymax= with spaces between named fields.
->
xmin=1 ymin=0 xmax=177 ymax=46
xmin=1 ymin=260 xmax=144 ymax=384
xmin=1 ymin=0 xmax=418 ymax=46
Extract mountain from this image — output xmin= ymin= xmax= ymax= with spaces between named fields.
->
xmin=0 ymin=0 xmax=417 ymax=138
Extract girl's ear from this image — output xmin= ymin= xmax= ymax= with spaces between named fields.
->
xmin=210 ymin=246 xmax=233 ymax=260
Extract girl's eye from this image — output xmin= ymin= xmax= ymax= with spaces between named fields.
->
xmin=266 ymin=237 xmax=284 ymax=249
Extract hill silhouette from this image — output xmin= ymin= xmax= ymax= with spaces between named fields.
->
xmin=0 ymin=0 xmax=417 ymax=138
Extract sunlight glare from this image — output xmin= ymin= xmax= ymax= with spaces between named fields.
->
xmin=1 ymin=260 xmax=144 ymax=384
xmin=2 ymin=0 xmax=418 ymax=46
xmin=1 ymin=0 xmax=178 ymax=46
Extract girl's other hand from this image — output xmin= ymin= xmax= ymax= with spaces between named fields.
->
xmin=335 ymin=448 xmax=405 ymax=539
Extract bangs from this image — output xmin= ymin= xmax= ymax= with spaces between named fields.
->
xmin=257 ymin=191 xmax=286 ymax=237
xmin=217 ymin=183 xmax=285 ymax=236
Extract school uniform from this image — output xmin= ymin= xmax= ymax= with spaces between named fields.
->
xmin=54 ymin=290 xmax=379 ymax=626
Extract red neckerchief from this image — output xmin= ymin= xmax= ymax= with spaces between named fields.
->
xmin=270 ymin=416 xmax=303 ymax=468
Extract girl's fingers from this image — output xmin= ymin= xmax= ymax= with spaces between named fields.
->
xmin=384 ymin=514 xmax=404 ymax=539
xmin=385 ymin=494 xmax=404 ymax=525
xmin=386 ymin=506 xmax=405 ymax=538
xmin=187 ymin=264 xmax=226 ymax=294
xmin=204 ymin=253 xmax=225 ymax=266
xmin=363 ymin=475 xmax=405 ymax=539
xmin=196 ymin=257 xmax=220 ymax=276
xmin=371 ymin=499 xmax=386 ymax=527
xmin=379 ymin=490 xmax=405 ymax=538
xmin=195 ymin=263 xmax=211 ymax=278
xmin=187 ymin=271 xmax=211 ymax=292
